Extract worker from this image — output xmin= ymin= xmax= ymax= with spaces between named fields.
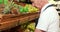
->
xmin=31 ymin=0 xmax=59 ymax=32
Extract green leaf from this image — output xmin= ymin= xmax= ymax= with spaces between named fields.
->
xmin=0 ymin=0 xmax=3 ymax=4
xmin=4 ymin=0 xmax=8 ymax=5
xmin=24 ymin=7 xmax=28 ymax=12
xmin=19 ymin=6 xmax=24 ymax=13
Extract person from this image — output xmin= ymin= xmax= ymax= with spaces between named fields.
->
xmin=31 ymin=0 xmax=59 ymax=32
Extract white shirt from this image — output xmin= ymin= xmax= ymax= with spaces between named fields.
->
xmin=36 ymin=3 xmax=59 ymax=32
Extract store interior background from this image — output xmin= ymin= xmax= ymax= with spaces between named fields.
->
xmin=0 ymin=0 xmax=60 ymax=32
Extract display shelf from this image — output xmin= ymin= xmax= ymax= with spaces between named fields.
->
xmin=0 ymin=12 xmax=40 ymax=31
xmin=0 ymin=0 xmax=40 ymax=31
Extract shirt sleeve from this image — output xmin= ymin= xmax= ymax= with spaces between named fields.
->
xmin=36 ymin=7 xmax=56 ymax=31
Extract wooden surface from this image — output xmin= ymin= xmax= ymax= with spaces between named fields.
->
xmin=0 ymin=12 xmax=40 ymax=31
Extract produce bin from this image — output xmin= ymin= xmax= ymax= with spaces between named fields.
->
xmin=0 ymin=12 xmax=40 ymax=31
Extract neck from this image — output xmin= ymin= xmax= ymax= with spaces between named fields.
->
xmin=40 ymin=2 xmax=48 ymax=10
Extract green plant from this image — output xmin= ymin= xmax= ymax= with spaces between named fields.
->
xmin=3 ymin=0 xmax=14 ymax=14
xmin=0 ymin=0 xmax=3 ymax=4
xmin=4 ymin=0 xmax=8 ymax=5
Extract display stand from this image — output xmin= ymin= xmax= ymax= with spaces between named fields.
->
xmin=0 ymin=12 xmax=40 ymax=31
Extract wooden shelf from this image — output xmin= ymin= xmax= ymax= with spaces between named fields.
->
xmin=0 ymin=12 xmax=40 ymax=31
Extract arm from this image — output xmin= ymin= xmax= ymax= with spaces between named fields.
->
xmin=34 ymin=29 xmax=46 ymax=32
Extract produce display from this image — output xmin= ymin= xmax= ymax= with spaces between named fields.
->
xmin=0 ymin=0 xmax=39 ymax=32
xmin=24 ymin=4 xmax=39 ymax=13
xmin=20 ymin=22 xmax=35 ymax=32
xmin=0 ymin=0 xmax=39 ymax=15
xmin=27 ymin=22 xmax=35 ymax=30
xmin=19 ymin=4 xmax=39 ymax=14
xmin=0 ymin=0 xmax=8 ymax=5
xmin=24 ymin=22 xmax=35 ymax=32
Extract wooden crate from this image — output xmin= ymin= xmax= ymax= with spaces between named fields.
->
xmin=0 ymin=12 xmax=40 ymax=31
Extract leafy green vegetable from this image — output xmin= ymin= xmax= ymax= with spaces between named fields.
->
xmin=3 ymin=0 xmax=14 ymax=14
xmin=4 ymin=0 xmax=8 ymax=5
xmin=0 ymin=0 xmax=3 ymax=4
xmin=19 ymin=6 xmax=24 ymax=13
xmin=24 ymin=6 xmax=28 ymax=12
